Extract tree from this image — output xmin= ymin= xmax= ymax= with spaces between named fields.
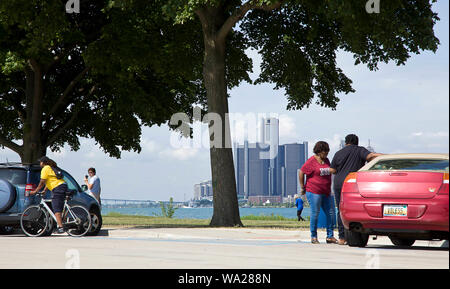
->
xmin=158 ymin=197 xmax=178 ymax=218
xmin=0 ymin=0 xmax=204 ymax=163
xmin=161 ymin=0 xmax=440 ymax=227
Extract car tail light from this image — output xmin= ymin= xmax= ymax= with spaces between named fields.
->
xmin=437 ymin=173 xmax=449 ymax=195
xmin=25 ymin=184 xmax=36 ymax=196
xmin=342 ymin=172 xmax=359 ymax=193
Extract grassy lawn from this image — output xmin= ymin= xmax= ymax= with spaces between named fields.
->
xmin=103 ymin=212 xmax=310 ymax=229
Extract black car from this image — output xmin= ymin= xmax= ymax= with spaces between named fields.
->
xmin=0 ymin=162 xmax=102 ymax=235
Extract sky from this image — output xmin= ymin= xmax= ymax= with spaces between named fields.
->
xmin=1 ymin=1 xmax=448 ymax=202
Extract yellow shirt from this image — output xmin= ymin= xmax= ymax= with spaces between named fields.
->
xmin=40 ymin=165 xmax=65 ymax=191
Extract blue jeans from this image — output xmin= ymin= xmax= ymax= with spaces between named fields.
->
xmin=306 ymin=192 xmax=334 ymax=239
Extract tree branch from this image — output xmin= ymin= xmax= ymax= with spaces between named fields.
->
xmin=43 ymin=45 xmax=77 ymax=75
xmin=45 ymin=85 xmax=96 ymax=148
xmin=0 ymin=134 xmax=22 ymax=155
xmin=45 ymin=109 xmax=80 ymax=148
xmin=217 ymin=0 xmax=284 ymax=42
xmin=48 ymin=66 xmax=90 ymax=116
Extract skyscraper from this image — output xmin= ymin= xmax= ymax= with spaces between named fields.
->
xmin=233 ymin=117 xmax=308 ymax=200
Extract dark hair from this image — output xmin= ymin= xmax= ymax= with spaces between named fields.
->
xmin=345 ymin=134 xmax=359 ymax=146
xmin=38 ymin=156 xmax=57 ymax=168
xmin=88 ymin=167 xmax=96 ymax=174
xmin=313 ymin=141 xmax=330 ymax=155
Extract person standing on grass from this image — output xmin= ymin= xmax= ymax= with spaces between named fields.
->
xmin=299 ymin=141 xmax=337 ymax=244
xmin=295 ymin=195 xmax=305 ymax=221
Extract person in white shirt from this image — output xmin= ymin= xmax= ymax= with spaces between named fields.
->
xmin=84 ymin=167 xmax=101 ymax=205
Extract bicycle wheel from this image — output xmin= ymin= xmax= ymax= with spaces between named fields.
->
xmin=63 ymin=205 xmax=91 ymax=237
xmin=20 ymin=205 xmax=49 ymax=237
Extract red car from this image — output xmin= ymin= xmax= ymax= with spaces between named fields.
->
xmin=340 ymin=153 xmax=449 ymax=247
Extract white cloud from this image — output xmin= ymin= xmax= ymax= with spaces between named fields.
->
xmin=278 ymin=114 xmax=297 ymax=140
xmin=159 ymin=147 xmax=199 ymax=161
xmin=308 ymin=134 xmax=343 ymax=158
xmin=141 ymin=139 xmax=160 ymax=153
xmin=410 ymin=131 xmax=449 ymax=139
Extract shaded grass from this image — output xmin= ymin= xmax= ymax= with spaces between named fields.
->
xmin=103 ymin=212 xmax=310 ymax=229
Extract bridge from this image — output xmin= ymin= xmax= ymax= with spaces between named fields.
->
xmin=101 ymin=199 xmax=158 ymax=208
xmin=101 ymin=199 xmax=186 ymax=208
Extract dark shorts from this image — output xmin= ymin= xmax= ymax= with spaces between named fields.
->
xmin=52 ymin=183 xmax=68 ymax=213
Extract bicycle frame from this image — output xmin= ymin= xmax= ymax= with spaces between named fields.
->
xmin=39 ymin=198 xmax=79 ymax=226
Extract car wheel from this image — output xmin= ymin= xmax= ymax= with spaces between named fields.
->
xmin=87 ymin=207 xmax=102 ymax=236
xmin=345 ymin=229 xmax=369 ymax=247
xmin=389 ymin=237 xmax=415 ymax=247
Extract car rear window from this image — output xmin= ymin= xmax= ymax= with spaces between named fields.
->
xmin=0 ymin=168 xmax=27 ymax=184
xmin=369 ymin=159 xmax=449 ymax=172
xmin=0 ymin=167 xmax=41 ymax=185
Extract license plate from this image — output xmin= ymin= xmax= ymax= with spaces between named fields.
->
xmin=383 ymin=205 xmax=407 ymax=217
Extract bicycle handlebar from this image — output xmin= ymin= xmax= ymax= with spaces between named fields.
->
xmin=29 ymin=191 xmax=45 ymax=197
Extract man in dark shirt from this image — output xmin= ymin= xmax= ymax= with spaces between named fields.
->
xmin=330 ymin=134 xmax=383 ymax=245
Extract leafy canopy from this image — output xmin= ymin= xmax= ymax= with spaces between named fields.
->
xmin=163 ymin=0 xmax=439 ymax=110
xmin=0 ymin=0 xmax=205 ymax=159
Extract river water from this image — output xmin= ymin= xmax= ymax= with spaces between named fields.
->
xmin=101 ymin=206 xmax=312 ymax=220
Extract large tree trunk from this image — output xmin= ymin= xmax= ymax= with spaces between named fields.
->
xmin=21 ymin=61 xmax=46 ymax=163
xmin=200 ymin=8 xmax=243 ymax=227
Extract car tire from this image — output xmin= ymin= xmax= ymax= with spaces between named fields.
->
xmin=345 ymin=229 xmax=369 ymax=247
xmin=389 ymin=237 xmax=415 ymax=247
xmin=87 ymin=207 xmax=102 ymax=236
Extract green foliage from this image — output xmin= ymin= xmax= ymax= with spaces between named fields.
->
xmin=0 ymin=0 xmax=204 ymax=160
xmin=159 ymin=0 xmax=440 ymax=112
xmin=241 ymin=0 xmax=439 ymax=111
xmin=157 ymin=197 xmax=178 ymax=218
xmin=1 ymin=0 xmax=441 ymax=168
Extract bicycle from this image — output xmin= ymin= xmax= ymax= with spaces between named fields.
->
xmin=20 ymin=191 xmax=92 ymax=237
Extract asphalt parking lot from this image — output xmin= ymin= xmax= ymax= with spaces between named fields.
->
xmin=0 ymin=227 xmax=448 ymax=269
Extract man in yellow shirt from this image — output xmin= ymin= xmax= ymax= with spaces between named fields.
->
xmin=30 ymin=156 xmax=68 ymax=234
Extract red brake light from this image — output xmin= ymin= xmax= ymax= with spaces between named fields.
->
xmin=25 ymin=184 xmax=36 ymax=195
xmin=438 ymin=173 xmax=449 ymax=195
xmin=344 ymin=172 xmax=358 ymax=183
xmin=342 ymin=173 xmax=359 ymax=193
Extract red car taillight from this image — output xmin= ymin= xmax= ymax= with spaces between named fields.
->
xmin=437 ymin=173 xmax=449 ymax=195
xmin=25 ymin=184 xmax=36 ymax=196
xmin=342 ymin=172 xmax=359 ymax=193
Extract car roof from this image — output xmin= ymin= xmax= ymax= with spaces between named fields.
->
xmin=0 ymin=162 xmax=40 ymax=168
xmin=373 ymin=153 xmax=448 ymax=160
xmin=360 ymin=153 xmax=449 ymax=171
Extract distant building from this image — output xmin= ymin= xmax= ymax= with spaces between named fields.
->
xmin=248 ymin=195 xmax=282 ymax=205
xmin=193 ymin=180 xmax=213 ymax=200
xmin=195 ymin=117 xmax=310 ymax=202
xmin=339 ymin=138 xmax=375 ymax=152
xmin=367 ymin=139 xmax=375 ymax=153
xmin=233 ymin=117 xmax=308 ymax=199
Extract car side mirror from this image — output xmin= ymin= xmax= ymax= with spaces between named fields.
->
xmin=81 ymin=185 xmax=88 ymax=191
